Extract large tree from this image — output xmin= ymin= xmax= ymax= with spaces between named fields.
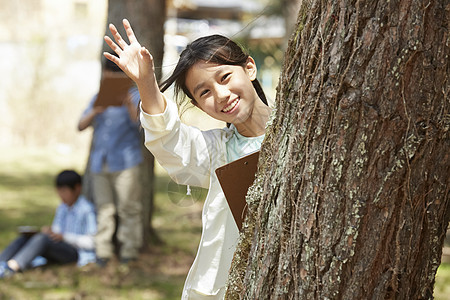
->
xmin=281 ymin=0 xmax=302 ymax=45
xmin=103 ymin=0 xmax=166 ymax=245
xmin=227 ymin=0 xmax=449 ymax=299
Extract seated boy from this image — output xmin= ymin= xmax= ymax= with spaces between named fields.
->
xmin=0 ymin=170 xmax=97 ymax=278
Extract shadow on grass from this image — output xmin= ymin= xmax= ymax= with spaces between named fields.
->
xmin=0 ymin=170 xmax=58 ymax=248
xmin=0 ymin=164 xmax=202 ymax=299
xmin=0 ymin=171 xmax=55 ymax=189
xmin=0 ymin=251 xmax=187 ymax=300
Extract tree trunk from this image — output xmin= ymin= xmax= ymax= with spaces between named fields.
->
xmin=281 ymin=0 xmax=302 ymax=46
xmin=104 ymin=0 xmax=166 ymax=246
xmin=103 ymin=0 xmax=166 ymax=80
xmin=227 ymin=0 xmax=449 ymax=299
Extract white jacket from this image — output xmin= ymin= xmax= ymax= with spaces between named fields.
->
xmin=140 ymin=97 xmax=240 ymax=299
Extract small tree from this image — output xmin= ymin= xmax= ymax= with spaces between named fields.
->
xmin=227 ymin=0 xmax=449 ymax=299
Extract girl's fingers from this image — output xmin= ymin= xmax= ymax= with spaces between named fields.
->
xmin=109 ymin=23 xmax=128 ymax=50
xmin=123 ymin=19 xmax=138 ymax=44
xmin=103 ymin=51 xmax=120 ymax=66
xmin=104 ymin=36 xmax=122 ymax=56
xmin=140 ymin=47 xmax=152 ymax=63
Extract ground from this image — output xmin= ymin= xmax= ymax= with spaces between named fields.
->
xmin=0 ymin=147 xmax=448 ymax=300
xmin=0 ymin=147 xmax=202 ymax=300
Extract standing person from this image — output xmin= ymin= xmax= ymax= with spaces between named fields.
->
xmin=0 ymin=170 xmax=97 ymax=278
xmin=104 ymin=19 xmax=272 ymax=299
xmin=78 ymin=60 xmax=144 ymax=266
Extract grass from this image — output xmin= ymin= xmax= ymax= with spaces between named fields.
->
xmin=0 ymin=147 xmax=449 ymax=299
xmin=0 ymin=147 xmax=202 ymax=300
xmin=435 ymin=262 xmax=450 ymax=300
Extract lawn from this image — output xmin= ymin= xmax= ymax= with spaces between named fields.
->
xmin=0 ymin=147 xmax=449 ymax=299
xmin=0 ymin=147 xmax=202 ymax=300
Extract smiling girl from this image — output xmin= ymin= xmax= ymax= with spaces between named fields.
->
xmin=104 ymin=19 xmax=271 ymax=299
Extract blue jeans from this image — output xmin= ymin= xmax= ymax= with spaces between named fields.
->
xmin=0 ymin=233 xmax=78 ymax=270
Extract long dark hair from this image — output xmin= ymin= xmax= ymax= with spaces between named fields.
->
xmin=160 ymin=35 xmax=268 ymax=108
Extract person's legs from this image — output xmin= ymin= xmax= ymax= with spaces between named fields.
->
xmin=0 ymin=235 xmax=30 ymax=277
xmin=0 ymin=235 xmax=30 ymax=262
xmin=92 ymin=171 xmax=116 ymax=260
xmin=114 ymin=165 xmax=143 ymax=260
xmin=9 ymin=233 xmax=78 ymax=270
xmin=40 ymin=237 xmax=78 ymax=264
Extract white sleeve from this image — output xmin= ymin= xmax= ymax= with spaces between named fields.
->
xmin=140 ymin=96 xmax=211 ymax=189
xmin=63 ymin=233 xmax=95 ymax=250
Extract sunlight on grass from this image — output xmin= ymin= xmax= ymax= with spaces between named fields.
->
xmin=0 ymin=147 xmax=68 ymax=249
xmin=435 ymin=263 xmax=450 ymax=300
xmin=0 ymin=147 xmax=448 ymax=299
xmin=0 ymin=147 xmax=199 ymax=299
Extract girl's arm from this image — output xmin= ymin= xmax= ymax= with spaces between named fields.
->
xmin=104 ymin=19 xmax=166 ymax=115
xmin=140 ymin=97 xmax=213 ymax=189
xmin=106 ymin=20 xmax=212 ymax=188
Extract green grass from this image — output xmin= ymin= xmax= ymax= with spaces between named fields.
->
xmin=0 ymin=147 xmax=202 ymax=300
xmin=0 ymin=147 xmax=449 ymax=299
xmin=435 ymin=263 xmax=450 ymax=300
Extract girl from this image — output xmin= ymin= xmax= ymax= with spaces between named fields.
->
xmin=104 ymin=19 xmax=272 ymax=299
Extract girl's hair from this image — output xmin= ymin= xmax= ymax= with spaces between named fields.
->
xmin=160 ymin=35 xmax=268 ymax=107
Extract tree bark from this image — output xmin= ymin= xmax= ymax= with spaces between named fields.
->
xmin=227 ymin=0 xmax=449 ymax=299
xmin=104 ymin=0 xmax=166 ymax=246
xmin=281 ymin=0 xmax=302 ymax=45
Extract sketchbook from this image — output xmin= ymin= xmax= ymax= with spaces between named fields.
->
xmin=17 ymin=226 xmax=39 ymax=237
xmin=215 ymin=150 xmax=260 ymax=231
xmin=94 ymin=73 xmax=134 ymax=107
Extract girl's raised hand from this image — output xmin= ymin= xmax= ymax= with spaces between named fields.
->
xmin=103 ymin=19 xmax=154 ymax=84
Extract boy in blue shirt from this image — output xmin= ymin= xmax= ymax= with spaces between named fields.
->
xmin=0 ymin=170 xmax=97 ymax=278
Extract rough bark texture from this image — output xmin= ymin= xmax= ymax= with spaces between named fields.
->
xmin=227 ymin=0 xmax=449 ymax=299
xmin=281 ymin=0 xmax=303 ymax=46
xmin=104 ymin=0 xmax=166 ymax=245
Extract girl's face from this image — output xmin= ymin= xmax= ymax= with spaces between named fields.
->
xmin=185 ymin=58 xmax=260 ymax=127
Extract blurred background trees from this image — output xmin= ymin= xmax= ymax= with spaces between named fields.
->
xmin=0 ymin=0 xmax=105 ymax=150
xmin=0 ymin=0 xmax=296 ymax=247
xmin=0 ymin=0 xmax=292 ymax=154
